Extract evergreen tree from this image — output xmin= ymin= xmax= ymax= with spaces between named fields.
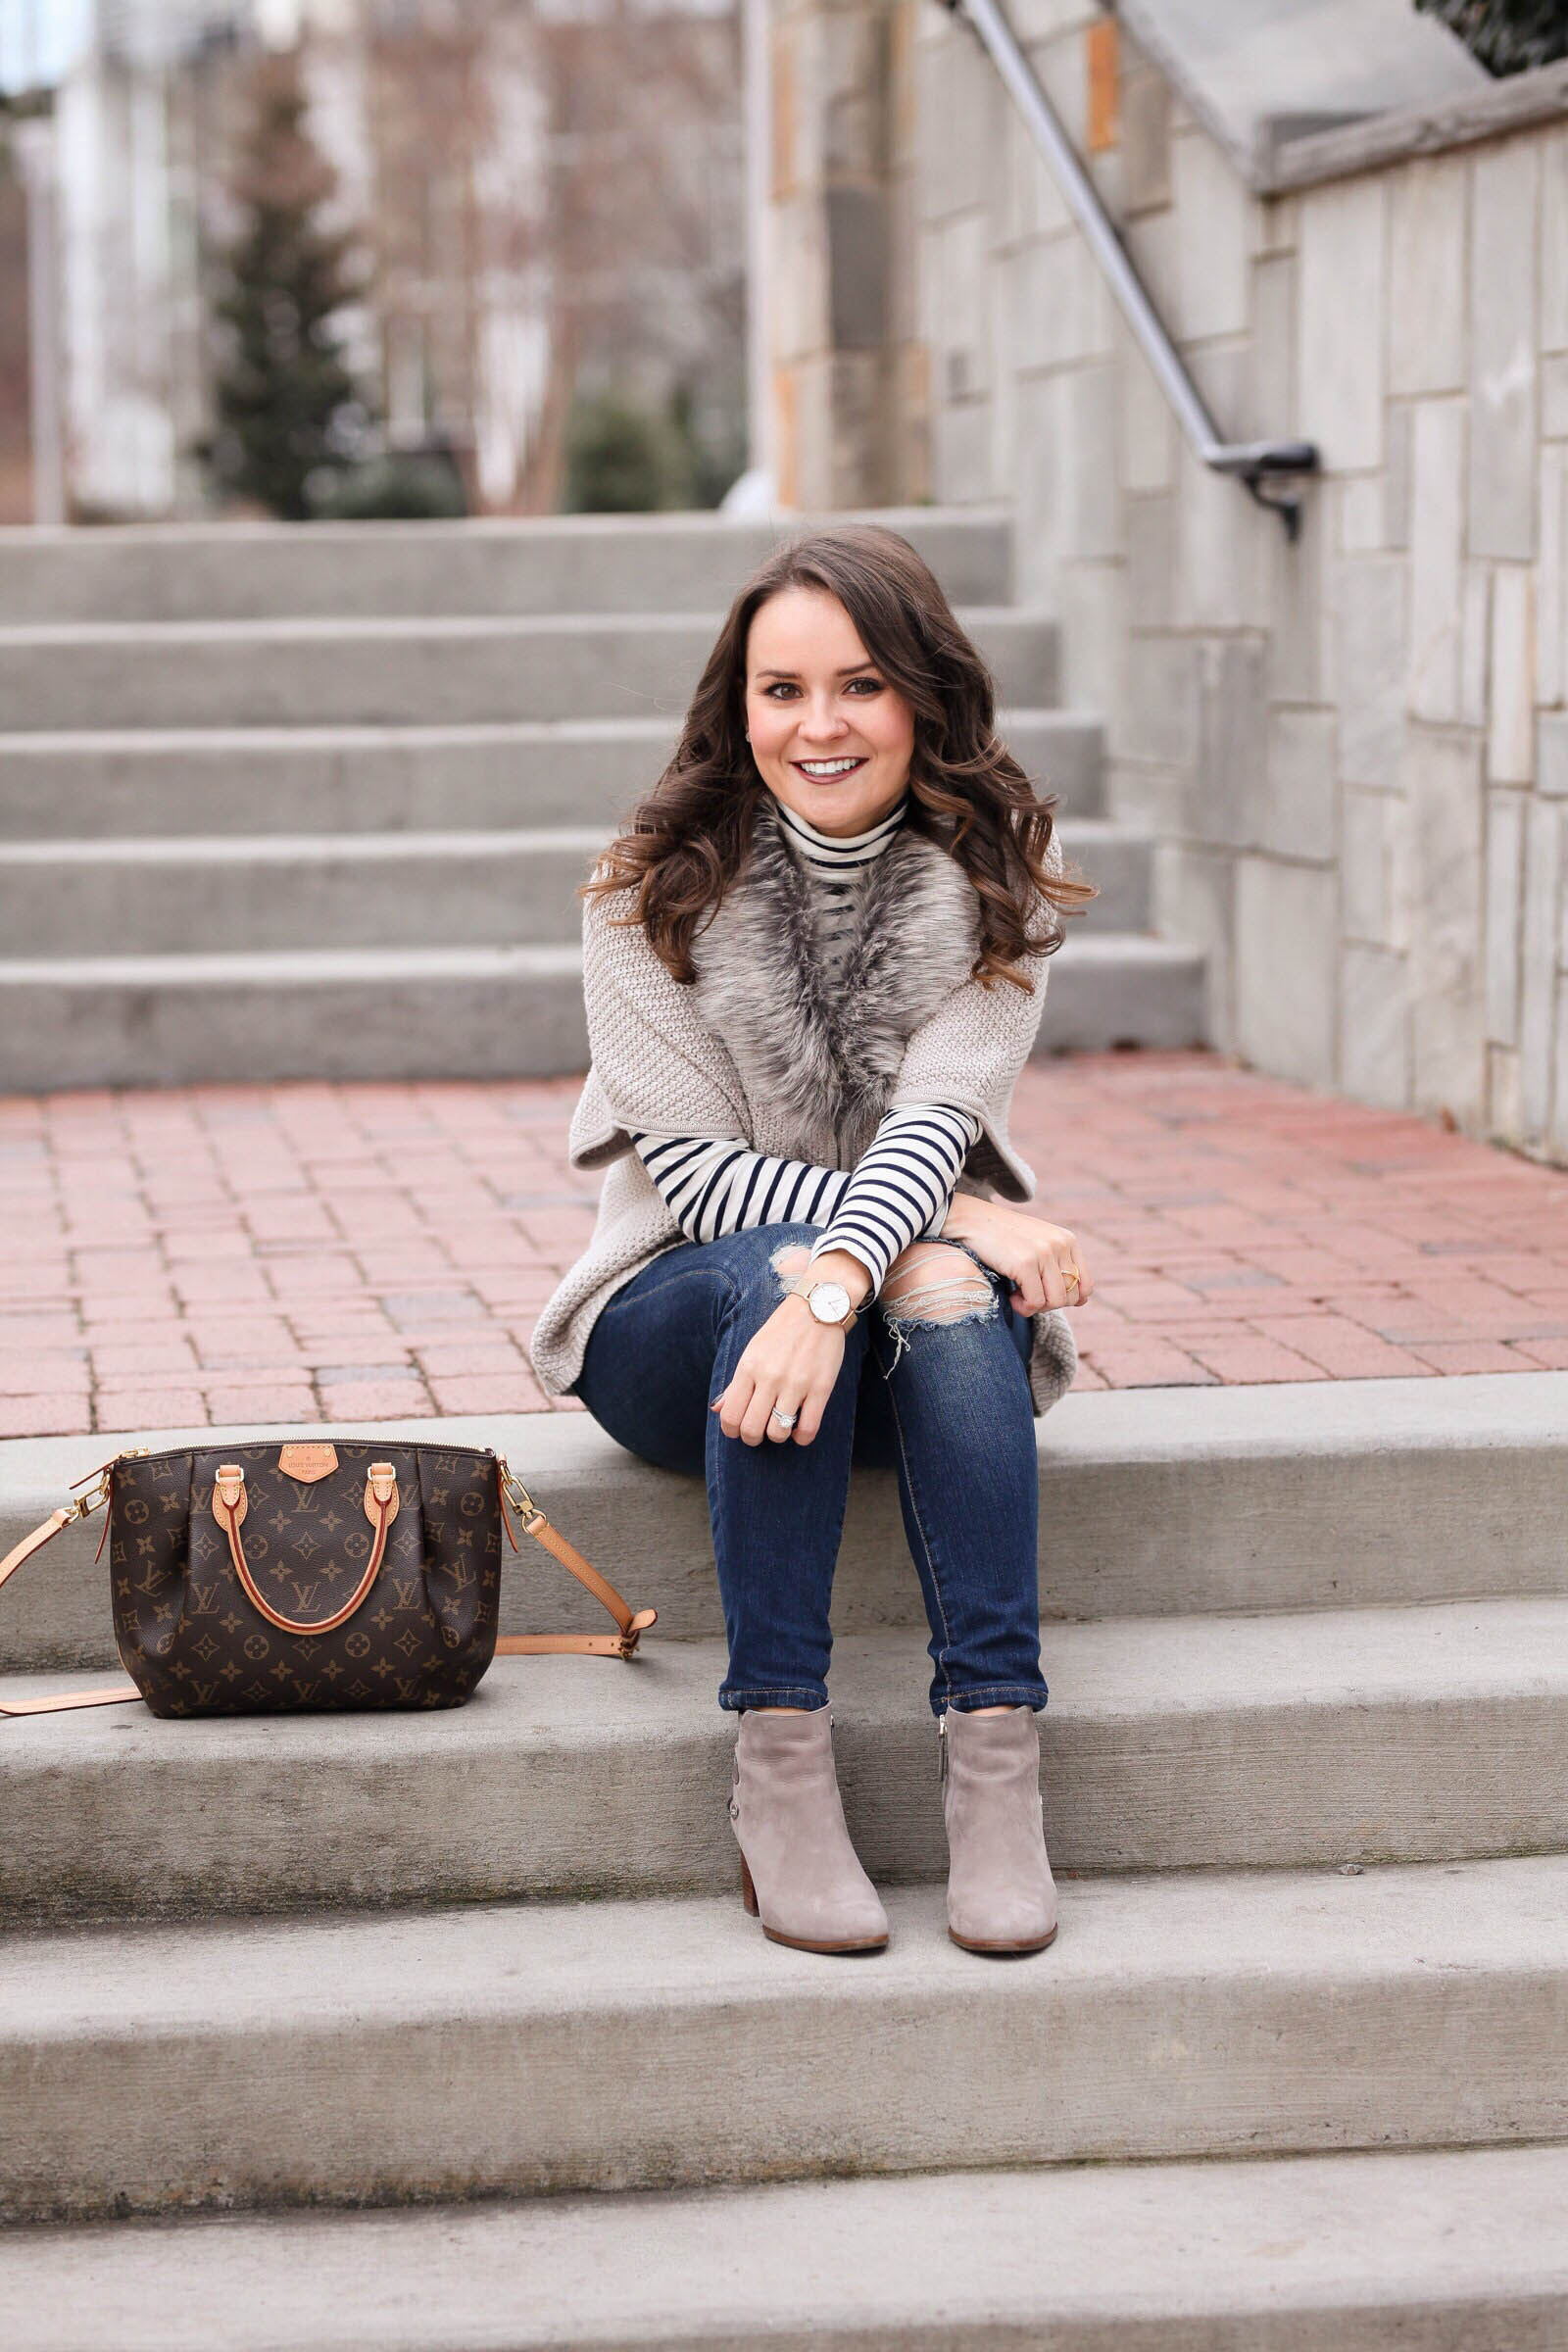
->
xmin=208 ymin=50 xmax=371 ymax=519
xmin=1415 ymin=0 xmax=1568 ymax=74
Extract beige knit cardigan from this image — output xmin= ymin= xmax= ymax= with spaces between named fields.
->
xmin=528 ymin=803 xmax=1077 ymax=1414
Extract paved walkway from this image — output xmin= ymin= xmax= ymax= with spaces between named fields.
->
xmin=2 ymin=1053 xmax=1566 ymax=1440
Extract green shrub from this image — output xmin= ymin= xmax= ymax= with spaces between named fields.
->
xmin=1415 ymin=0 xmax=1568 ymax=74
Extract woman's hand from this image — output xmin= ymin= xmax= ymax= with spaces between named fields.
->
xmin=711 ymin=1295 xmax=850 ymax=1446
xmin=940 ymin=1194 xmax=1093 ymax=1316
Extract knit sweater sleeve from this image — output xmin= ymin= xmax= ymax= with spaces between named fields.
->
xmin=884 ymin=878 xmax=1059 ymax=1201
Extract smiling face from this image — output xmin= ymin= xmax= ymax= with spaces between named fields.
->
xmin=743 ymin=585 xmax=916 ymax=837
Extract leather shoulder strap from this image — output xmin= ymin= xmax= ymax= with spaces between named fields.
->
xmin=0 ymin=1505 xmax=142 ymax=1716
xmin=495 ymin=1480 xmax=658 ymax=1660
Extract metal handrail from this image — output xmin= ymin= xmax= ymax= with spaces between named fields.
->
xmin=941 ymin=0 xmax=1318 ymax=538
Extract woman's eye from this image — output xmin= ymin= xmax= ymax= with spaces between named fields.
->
xmin=847 ymin=677 xmax=882 ymax=694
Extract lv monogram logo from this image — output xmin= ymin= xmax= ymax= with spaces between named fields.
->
xmin=289 ymin=1579 xmax=320 ymax=1612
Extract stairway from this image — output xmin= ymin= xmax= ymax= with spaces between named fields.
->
xmin=0 ymin=508 xmax=1204 ymax=1090
xmin=1 ymin=1371 xmax=1565 ymax=2340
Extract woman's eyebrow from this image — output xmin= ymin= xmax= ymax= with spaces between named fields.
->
xmin=753 ymin=662 xmax=878 ymax=679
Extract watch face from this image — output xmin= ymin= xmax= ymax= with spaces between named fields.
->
xmin=808 ymin=1281 xmax=852 ymax=1324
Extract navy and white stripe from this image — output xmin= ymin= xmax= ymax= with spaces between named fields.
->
xmin=776 ymin=792 xmax=910 ymax=980
xmin=630 ymin=1102 xmax=980 ymax=1298
xmin=628 ymin=789 xmax=980 ymax=1299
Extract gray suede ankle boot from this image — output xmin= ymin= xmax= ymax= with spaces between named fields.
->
xmin=941 ymin=1704 xmax=1058 ymax=1955
xmin=729 ymin=1708 xmax=889 ymax=1954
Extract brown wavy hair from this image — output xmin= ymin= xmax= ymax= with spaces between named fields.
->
xmin=582 ymin=520 xmax=1094 ymax=988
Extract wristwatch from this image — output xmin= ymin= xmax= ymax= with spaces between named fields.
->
xmin=789 ymin=1275 xmax=859 ymax=1332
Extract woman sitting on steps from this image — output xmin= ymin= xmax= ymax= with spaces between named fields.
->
xmin=529 ymin=521 xmax=1095 ymax=1957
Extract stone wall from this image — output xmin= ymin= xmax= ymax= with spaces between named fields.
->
xmin=778 ymin=0 xmax=1568 ymax=1162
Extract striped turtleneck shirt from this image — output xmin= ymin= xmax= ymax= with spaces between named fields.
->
xmin=627 ymin=792 xmax=981 ymax=1300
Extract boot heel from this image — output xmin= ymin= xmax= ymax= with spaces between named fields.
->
xmin=741 ymin=1853 xmax=759 ymax=1916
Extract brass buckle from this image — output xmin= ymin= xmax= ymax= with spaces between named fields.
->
xmin=498 ymin=1458 xmax=539 ymax=1523
xmin=67 ymin=1446 xmax=150 ymax=1521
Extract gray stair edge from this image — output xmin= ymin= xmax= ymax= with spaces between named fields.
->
xmin=3 ymin=1598 xmax=1566 ymax=1920
xmin=4 ymin=1374 xmax=1565 ymax=1671
xmin=2 ymin=2143 xmax=1565 ymax=2351
xmin=2 ymin=1857 xmax=1566 ymax=2218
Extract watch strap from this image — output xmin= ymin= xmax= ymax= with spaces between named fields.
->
xmin=789 ymin=1275 xmax=859 ymax=1332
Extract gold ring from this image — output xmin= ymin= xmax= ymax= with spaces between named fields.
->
xmin=1063 ymin=1264 xmax=1081 ymax=1292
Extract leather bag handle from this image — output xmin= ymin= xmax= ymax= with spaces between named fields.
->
xmin=0 ymin=1451 xmax=656 ymax=1717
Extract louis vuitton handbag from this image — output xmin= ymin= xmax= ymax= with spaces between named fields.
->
xmin=0 ymin=1438 xmax=655 ymax=1720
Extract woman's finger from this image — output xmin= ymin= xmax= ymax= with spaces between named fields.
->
xmin=1036 ymin=1250 xmax=1071 ymax=1312
xmin=714 ymin=1365 xmax=756 ymax=1441
xmin=738 ymin=1373 xmax=779 ymax=1447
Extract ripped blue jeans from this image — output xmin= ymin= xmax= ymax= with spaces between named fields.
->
xmin=570 ymin=1220 xmax=1047 ymax=1717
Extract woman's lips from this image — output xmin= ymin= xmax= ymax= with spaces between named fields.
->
xmin=792 ymin=757 xmax=868 ymax=776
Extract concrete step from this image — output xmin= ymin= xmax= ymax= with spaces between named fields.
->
xmin=5 ymin=2143 xmax=1565 ymax=2350
xmin=2 ymin=1853 xmax=1564 ymax=2218
xmin=2 ymin=1598 xmax=1562 ymax=1921
xmin=0 ymin=609 xmax=1057 ymax=731
xmin=5 ymin=1378 xmax=1563 ymax=1672
xmin=2 ymin=816 xmax=1149 ymax=957
xmin=0 ymin=707 xmax=1108 ymax=836
xmin=0 ymin=928 xmax=1200 ymax=1089
xmin=0 ymin=509 xmax=1017 ymax=624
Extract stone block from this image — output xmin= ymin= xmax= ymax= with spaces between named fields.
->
xmin=1058 ymin=563 xmax=1129 ymax=746
xmin=1120 ymin=59 xmax=1171 ymax=215
xmin=1334 ymin=556 xmax=1408 ymax=790
xmin=1490 ymin=1041 xmax=1524 ymax=1142
xmin=1178 ymin=346 xmax=1270 ymax=632
xmin=1520 ymin=795 xmax=1563 ymax=1140
xmin=1235 ymin=856 xmax=1337 ymax=1089
xmin=1122 ymin=632 xmax=1198 ymax=769
xmin=1539 ymin=446 xmax=1566 ymax=711
xmin=1172 ymin=129 xmax=1251 ymax=344
xmin=1542 ymin=127 xmax=1568 ymax=356
xmin=1485 ymin=790 xmax=1526 ymax=1048
xmin=1265 ymin=707 xmax=1337 ymax=864
xmin=1013 ymin=371 xmax=1068 ymax=600
xmin=1341 ymin=943 xmax=1411 ymax=1109
xmin=826 ymin=186 xmax=889 ymax=352
xmin=998 ymin=80 xmax=1070 ymax=246
xmin=1027 ymin=23 xmax=1090 ymax=150
xmin=1460 ymin=563 xmax=1492 ymax=732
xmin=1063 ymin=360 xmax=1124 ymax=560
xmin=1540 ymin=712 xmax=1568 ymax=797
xmin=1010 ymin=232 xmax=1114 ymax=373
xmin=1153 ymin=839 xmax=1235 ymax=1051
xmin=1246 ymin=253 xmax=1297 ymax=448
xmin=1298 ymin=175 xmax=1385 ymax=473
xmin=1543 ymin=354 xmax=1568 ymax=442
xmin=1385 ymin=401 xmax=1412 ymax=552
xmin=1406 ymin=728 xmax=1487 ymax=1128
xmin=930 ymin=393 xmax=994 ymax=507
xmin=1487 ymin=566 xmax=1536 ymax=785
xmin=1554 ymin=978 xmax=1568 ymax=1160
xmin=1267 ymin=471 xmax=1326 ymax=705
xmin=1193 ymin=635 xmax=1267 ymax=850
xmin=769 ymin=194 xmax=828 ymax=365
xmin=1126 ymin=493 xmax=1174 ymax=629
xmin=1120 ymin=320 xmax=1176 ymax=495
xmin=1408 ymin=399 xmax=1465 ymax=724
xmin=1388 ymin=157 xmax=1467 ymax=398
xmin=1337 ymin=479 xmax=1386 ymax=557
xmin=914 ymin=29 xmax=997 ymax=219
xmin=1342 ymin=789 xmax=1402 ymax=949
xmin=925 ymin=207 xmax=990 ymax=397
xmin=1469 ymin=140 xmax=1540 ymax=564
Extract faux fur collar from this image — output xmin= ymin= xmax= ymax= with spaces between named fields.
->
xmin=691 ymin=795 xmax=982 ymax=1169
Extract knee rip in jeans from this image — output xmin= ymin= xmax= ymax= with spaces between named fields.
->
xmin=770 ymin=1240 xmax=995 ymax=1369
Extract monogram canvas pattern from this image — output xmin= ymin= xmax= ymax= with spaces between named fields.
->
xmin=109 ymin=1443 xmax=504 ymax=1717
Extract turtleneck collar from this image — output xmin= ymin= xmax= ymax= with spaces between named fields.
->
xmin=772 ymin=789 xmax=910 ymax=872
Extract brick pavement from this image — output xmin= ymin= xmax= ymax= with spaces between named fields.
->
xmin=2 ymin=1052 xmax=1566 ymax=1440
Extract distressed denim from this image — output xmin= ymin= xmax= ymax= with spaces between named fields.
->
xmin=570 ymin=1220 xmax=1047 ymax=1717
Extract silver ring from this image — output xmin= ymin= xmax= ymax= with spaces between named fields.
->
xmin=770 ymin=1406 xmax=799 ymax=1429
